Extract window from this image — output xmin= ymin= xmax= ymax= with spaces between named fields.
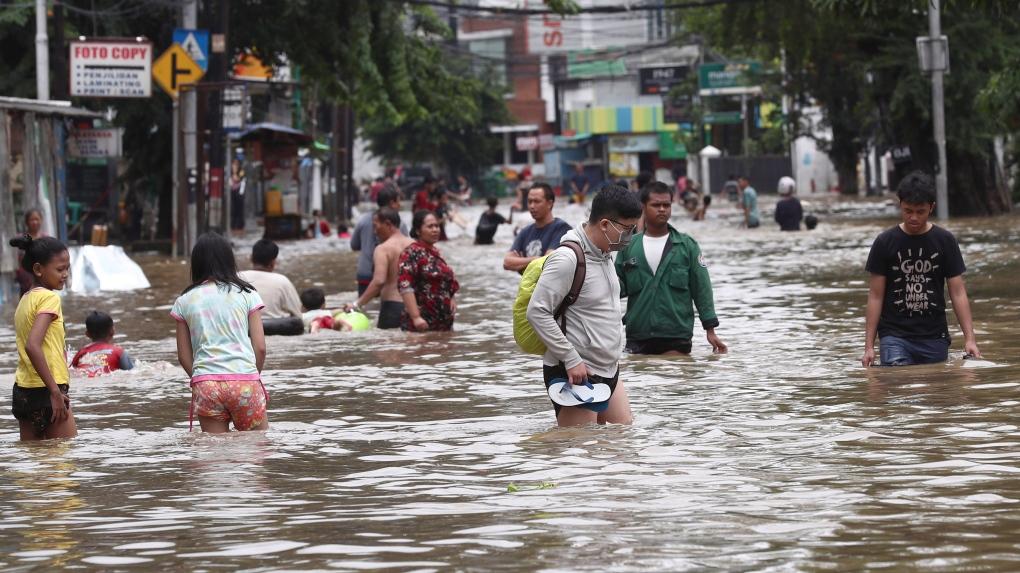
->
xmin=467 ymin=38 xmax=508 ymax=87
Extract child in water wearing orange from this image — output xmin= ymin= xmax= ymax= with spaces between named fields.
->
xmin=171 ymin=233 xmax=269 ymax=433
xmin=9 ymin=234 xmax=76 ymax=441
xmin=71 ymin=311 xmax=135 ymax=377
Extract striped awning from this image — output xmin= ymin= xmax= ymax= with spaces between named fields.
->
xmin=567 ymin=105 xmax=679 ymax=135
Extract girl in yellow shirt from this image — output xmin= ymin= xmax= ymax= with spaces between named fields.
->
xmin=9 ymin=234 xmax=75 ymax=441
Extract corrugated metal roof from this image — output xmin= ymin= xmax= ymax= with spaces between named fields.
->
xmin=0 ymin=97 xmax=103 ymax=118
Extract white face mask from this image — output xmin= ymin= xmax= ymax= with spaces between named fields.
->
xmin=602 ymin=219 xmax=635 ymax=252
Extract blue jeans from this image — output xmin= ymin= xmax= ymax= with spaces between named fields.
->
xmin=879 ymin=335 xmax=950 ymax=366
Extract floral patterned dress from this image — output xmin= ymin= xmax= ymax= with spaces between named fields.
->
xmin=397 ymin=241 xmax=459 ymax=331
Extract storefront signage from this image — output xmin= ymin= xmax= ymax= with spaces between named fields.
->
xmin=639 ymin=65 xmax=688 ymax=95
xmin=222 ymin=86 xmax=247 ymax=131
xmin=698 ymin=61 xmax=762 ymax=96
xmin=70 ymin=39 xmax=152 ymax=98
xmin=516 ymin=133 xmax=555 ymax=151
xmin=703 ymin=111 xmax=743 ymax=125
xmin=608 ymin=134 xmax=659 ymax=153
xmin=67 ymin=128 xmax=123 ymax=158
xmin=526 ymin=9 xmax=582 ymax=54
xmin=609 ymin=152 xmax=639 ymax=177
xmin=663 ymin=93 xmax=693 ymax=124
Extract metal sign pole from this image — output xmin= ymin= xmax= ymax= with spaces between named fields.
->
xmin=929 ymin=0 xmax=949 ymax=220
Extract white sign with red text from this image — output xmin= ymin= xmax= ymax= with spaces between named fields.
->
xmin=67 ymin=128 xmax=123 ymax=158
xmin=526 ymin=11 xmax=582 ymax=54
xmin=70 ymin=40 xmax=152 ymax=98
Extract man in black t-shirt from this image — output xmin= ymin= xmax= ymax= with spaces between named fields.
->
xmin=861 ymin=171 xmax=982 ymax=367
xmin=475 ymin=196 xmax=508 ymax=245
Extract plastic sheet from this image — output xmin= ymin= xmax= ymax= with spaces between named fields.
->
xmin=68 ymin=245 xmax=151 ymax=294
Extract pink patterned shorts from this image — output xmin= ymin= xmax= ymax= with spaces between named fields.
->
xmin=191 ymin=379 xmax=268 ymax=430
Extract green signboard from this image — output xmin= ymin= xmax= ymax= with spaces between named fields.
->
xmin=698 ymin=62 xmax=762 ymax=94
xmin=567 ymin=51 xmax=626 ymax=79
xmin=703 ymin=111 xmax=743 ymax=125
xmin=658 ymin=131 xmax=687 ymax=159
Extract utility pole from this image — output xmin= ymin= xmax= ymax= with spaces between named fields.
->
xmin=52 ymin=3 xmax=67 ymax=100
xmin=35 ymin=0 xmax=49 ymax=100
xmin=183 ymin=0 xmax=198 ymax=250
xmin=928 ymin=0 xmax=949 ymax=220
xmin=206 ymin=0 xmax=229 ymax=233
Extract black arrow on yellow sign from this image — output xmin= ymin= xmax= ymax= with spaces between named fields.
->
xmin=153 ymin=43 xmax=204 ymax=98
xmin=170 ymin=52 xmax=195 ymax=89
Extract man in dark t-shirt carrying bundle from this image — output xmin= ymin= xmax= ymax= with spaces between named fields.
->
xmin=861 ymin=171 xmax=982 ymax=367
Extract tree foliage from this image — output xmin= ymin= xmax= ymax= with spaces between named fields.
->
xmin=679 ymin=0 xmax=1019 ymax=214
xmin=0 ymin=0 xmax=513 ymax=231
xmin=221 ymin=1 xmax=511 ymax=172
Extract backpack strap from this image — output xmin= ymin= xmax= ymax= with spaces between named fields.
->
xmin=553 ymin=240 xmax=586 ymax=333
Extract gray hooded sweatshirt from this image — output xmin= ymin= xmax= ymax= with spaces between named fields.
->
xmin=526 ymin=225 xmax=623 ymax=377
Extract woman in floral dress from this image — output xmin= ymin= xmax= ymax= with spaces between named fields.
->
xmin=398 ymin=210 xmax=460 ymax=331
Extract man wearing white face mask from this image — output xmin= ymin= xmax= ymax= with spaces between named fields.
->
xmin=526 ymin=184 xmax=643 ymax=426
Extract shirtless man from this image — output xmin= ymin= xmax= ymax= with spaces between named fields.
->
xmin=346 ymin=207 xmax=414 ymax=329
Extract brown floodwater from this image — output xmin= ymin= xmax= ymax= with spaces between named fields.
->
xmin=0 ymin=197 xmax=1017 ymax=571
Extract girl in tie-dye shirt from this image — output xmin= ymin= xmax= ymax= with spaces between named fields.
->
xmin=171 ymin=233 xmax=268 ymax=432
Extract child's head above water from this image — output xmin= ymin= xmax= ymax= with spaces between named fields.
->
xmin=186 ymin=232 xmax=254 ymax=294
xmin=85 ymin=311 xmax=115 ymax=342
xmin=9 ymin=234 xmax=69 ymax=290
xmin=486 ymin=196 xmax=498 ymax=210
xmin=300 ymin=287 xmax=326 ymax=311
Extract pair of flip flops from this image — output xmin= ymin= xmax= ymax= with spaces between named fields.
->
xmin=547 ymin=378 xmax=611 ymax=412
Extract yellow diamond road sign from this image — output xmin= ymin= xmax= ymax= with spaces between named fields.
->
xmin=152 ymin=43 xmax=204 ymax=98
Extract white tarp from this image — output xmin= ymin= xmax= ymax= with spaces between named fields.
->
xmin=68 ymin=245 xmax=150 ymax=293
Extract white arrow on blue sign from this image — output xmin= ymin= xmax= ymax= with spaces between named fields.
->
xmin=173 ymin=28 xmax=210 ymax=71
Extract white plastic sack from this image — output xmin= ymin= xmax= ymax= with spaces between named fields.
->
xmin=68 ymin=245 xmax=151 ymax=294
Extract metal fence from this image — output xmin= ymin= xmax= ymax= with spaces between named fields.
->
xmin=708 ymin=155 xmax=792 ymax=195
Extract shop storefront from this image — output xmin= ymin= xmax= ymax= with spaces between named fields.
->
xmin=561 ymin=104 xmax=688 ymax=183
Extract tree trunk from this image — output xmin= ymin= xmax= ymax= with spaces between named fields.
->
xmin=946 ymin=147 xmax=1011 ymax=216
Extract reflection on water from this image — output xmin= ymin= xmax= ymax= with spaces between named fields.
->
xmin=0 ymin=200 xmax=1018 ymax=571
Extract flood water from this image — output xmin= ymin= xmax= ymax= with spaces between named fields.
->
xmin=0 ymin=197 xmax=1018 ymax=571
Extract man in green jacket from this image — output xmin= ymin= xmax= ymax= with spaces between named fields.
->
xmin=616 ymin=181 xmax=728 ymax=355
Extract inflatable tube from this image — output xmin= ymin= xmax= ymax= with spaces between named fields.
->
xmin=333 ymin=311 xmax=372 ymax=332
xmin=262 ymin=316 xmax=304 ymax=336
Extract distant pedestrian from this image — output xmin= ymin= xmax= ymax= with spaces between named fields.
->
xmin=721 ymin=173 xmax=740 ymax=202
xmin=351 ymin=187 xmax=406 ymax=295
xmin=413 ymin=177 xmax=438 ymax=212
xmin=861 ymin=171 xmax=981 ymax=367
xmin=693 ymin=194 xmax=711 ymax=221
xmin=632 ymin=170 xmax=653 ymax=193
xmin=774 ymin=176 xmax=803 ymax=231
xmin=738 ymin=175 xmax=760 ymax=228
xmin=171 ymin=233 xmax=268 ymax=433
xmin=503 ymin=183 xmax=572 ymax=274
xmin=230 ymin=159 xmax=246 ymax=235
xmin=239 ymin=239 xmax=302 ymax=319
xmin=15 ymin=208 xmax=46 ymax=297
xmin=475 ymin=197 xmax=509 ymax=245
xmin=398 ymin=210 xmax=460 ymax=332
xmin=569 ymin=163 xmax=590 ymax=203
